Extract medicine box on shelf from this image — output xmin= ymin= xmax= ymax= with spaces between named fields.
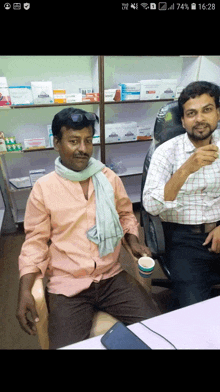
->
xmin=29 ymin=169 xmax=46 ymax=186
xmin=0 ymin=77 xmax=11 ymax=106
xmin=9 ymin=177 xmax=31 ymax=189
xmin=9 ymin=86 xmax=34 ymax=105
xmin=137 ymin=126 xmax=152 ymax=140
xmin=119 ymin=83 xmax=140 ymax=101
xmin=105 ymin=122 xmax=137 ymax=143
xmin=140 ymin=80 xmax=161 ymax=100
xmin=24 ymin=138 xmax=46 ymax=150
xmin=31 ymin=81 xmax=54 ymax=105
xmin=159 ymin=79 xmax=177 ymax=99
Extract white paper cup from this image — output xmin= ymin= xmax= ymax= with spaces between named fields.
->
xmin=138 ymin=256 xmax=155 ymax=278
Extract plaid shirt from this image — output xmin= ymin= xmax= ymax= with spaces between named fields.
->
xmin=143 ymin=130 xmax=220 ymax=224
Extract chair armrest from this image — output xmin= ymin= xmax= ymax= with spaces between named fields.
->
xmin=31 ymin=278 xmax=49 ymax=349
xmin=31 ymin=278 xmax=46 ymax=308
xmin=141 ymin=209 xmax=165 ymax=258
xmin=89 ymin=311 xmax=118 ymax=338
xmin=122 ymin=237 xmax=139 ymax=261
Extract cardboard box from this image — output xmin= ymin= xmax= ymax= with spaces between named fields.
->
xmin=105 ymin=123 xmax=121 ymax=143
xmin=82 ymin=93 xmax=99 ymax=102
xmin=119 ymin=83 xmax=140 ymax=101
xmin=9 ymin=177 xmax=31 ymax=189
xmin=137 ymin=126 xmax=152 ymax=140
xmin=159 ymin=79 xmax=177 ymax=99
xmin=140 ymin=80 xmax=161 ymax=100
xmin=29 ymin=169 xmax=46 ymax=186
xmin=79 ymin=88 xmax=92 ymax=97
xmin=119 ymin=122 xmax=137 ymax=142
xmin=47 ymin=125 xmax=53 ymax=147
xmin=24 ymin=138 xmax=46 ymax=150
xmin=9 ymin=86 xmax=33 ymax=105
xmin=31 ymin=81 xmax=54 ymax=104
xmin=93 ymin=135 xmax=100 ymax=144
xmin=66 ymin=93 xmax=82 ymax=103
xmin=175 ymin=86 xmax=184 ymax=99
xmin=53 ymin=89 xmax=66 ymax=104
xmin=105 ymin=89 xmax=116 ymax=102
xmin=105 ymin=122 xmax=137 ymax=143
xmin=0 ymin=77 xmax=11 ymax=106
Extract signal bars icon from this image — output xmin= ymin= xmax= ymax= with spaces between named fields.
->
xmin=168 ymin=3 xmax=175 ymax=9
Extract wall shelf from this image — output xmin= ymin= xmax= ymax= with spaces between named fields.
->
xmin=11 ymin=102 xmax=100 ymax=109
xmin=104 ymin=138 xmax=152 ymax=145
xmin=104 ymin=99 xmax=174 ymax=105
xmin=1 ymin=55 xmax=215 ymax=224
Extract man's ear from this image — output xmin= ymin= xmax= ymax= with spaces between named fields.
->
xmin=181 ymin=117 xmax=185 ymax=129
xmin=53 ymin=136 xmax=60 ymax=152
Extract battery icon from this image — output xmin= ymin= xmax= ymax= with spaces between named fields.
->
xmin=191 ymin=3 xmax=196 ymax=9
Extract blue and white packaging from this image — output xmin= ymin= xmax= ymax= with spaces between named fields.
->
xmin=47 ymin=125 xmax=54 ymax=147
xmin=119 ymin=83 xmax=140 ymax=101
xmin=9 ymin=86 xmax=34 ymax=105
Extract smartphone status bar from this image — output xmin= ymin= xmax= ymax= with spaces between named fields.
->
xmin=121 ymin=3 xmax=216 ymax=10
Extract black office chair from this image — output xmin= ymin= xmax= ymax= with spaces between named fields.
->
xmin=140 ymin=101 xmax=186 ymax=288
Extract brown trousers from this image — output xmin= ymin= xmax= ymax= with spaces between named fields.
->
xmin=46 ymin=271 xmax=160 ymax=349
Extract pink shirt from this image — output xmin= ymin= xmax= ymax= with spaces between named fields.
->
xmin=18 ymin=167 xmax=139 ymax=297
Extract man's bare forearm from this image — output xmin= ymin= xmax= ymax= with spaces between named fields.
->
xmin=164 ymin=166 xmax=190 ymax=201
xmin=124 ymin=233 xmax=139 ymax=245
xmin=19 ymin=272 xmax=39 ymax=293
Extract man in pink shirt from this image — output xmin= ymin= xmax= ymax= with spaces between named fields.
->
xmin=16 ymin=107 xmax=159 ymax=349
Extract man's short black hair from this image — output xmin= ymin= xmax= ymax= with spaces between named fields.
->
xmin=178 ymin=81 xmax=220 ymax=117
xmin=52 ymin=107 xmax=98 ymax=140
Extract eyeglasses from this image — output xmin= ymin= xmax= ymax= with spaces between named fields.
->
xmin=70 ymin=112 xmax=99 ymax=123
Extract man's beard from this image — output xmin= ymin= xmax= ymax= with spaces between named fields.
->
xmin=187 ymin=123 xmax=216 ymax=141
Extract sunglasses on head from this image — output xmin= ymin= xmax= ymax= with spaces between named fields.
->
xmin=70 ymin=112 xmax=99 ymax=123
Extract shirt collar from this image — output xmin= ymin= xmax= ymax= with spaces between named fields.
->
xmin=211 ymin=129 xmax=220 ymax=145
xmin=184 ymin=133 xmax=196 ymax=153
xmin=184 ymin=129 xmax=220 ymax=153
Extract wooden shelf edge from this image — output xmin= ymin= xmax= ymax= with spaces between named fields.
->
xmin=5 ymin=98 xmax=174 ymax=109
xmin=104 ymin=98 xmax=175 ymax=105
xmin=106 ymin=138 xmax=152 ymax=145
xmin=11 ymin=101 xmax=100 ymax=109
xmin=4 ymin=139 xmax=151 ymax=154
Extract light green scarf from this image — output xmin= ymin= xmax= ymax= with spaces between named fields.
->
xmin=55 ymin=157 xmax=124 ymax=257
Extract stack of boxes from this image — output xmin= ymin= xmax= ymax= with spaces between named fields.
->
xmin=105 ymin=122 xmax=153 ymax=143
xmin=2 ymin=75 xmax=178 ymax=152
xmin=119 ymin=83 xmax=141 ymax=101
xmin=1 ymin=76 xmax=178 ymax=105
xmin=104 ymin=79 xmax=178 ymax=143
xmin=0 ymin=76 xmax=100 ymax=106
xmin=105 ymin=122 xmax=138 ymax=143
xmin=118 ymin=79 xmax=177 ymax=101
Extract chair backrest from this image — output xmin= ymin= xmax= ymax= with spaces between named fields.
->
xmin=140 ymin=100 xmax=186 ymax=214
xmin=141 ymin=100 xmax=186 ymax=201
xmin=140 ymin=101 xmax=186 ymax=273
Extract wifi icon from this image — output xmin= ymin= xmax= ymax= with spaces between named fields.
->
xmin=141 ymin=3 xmax=150 ymax=9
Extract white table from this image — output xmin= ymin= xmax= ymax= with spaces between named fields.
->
xmin=60 ymin=296 xmax=220 ymax=349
